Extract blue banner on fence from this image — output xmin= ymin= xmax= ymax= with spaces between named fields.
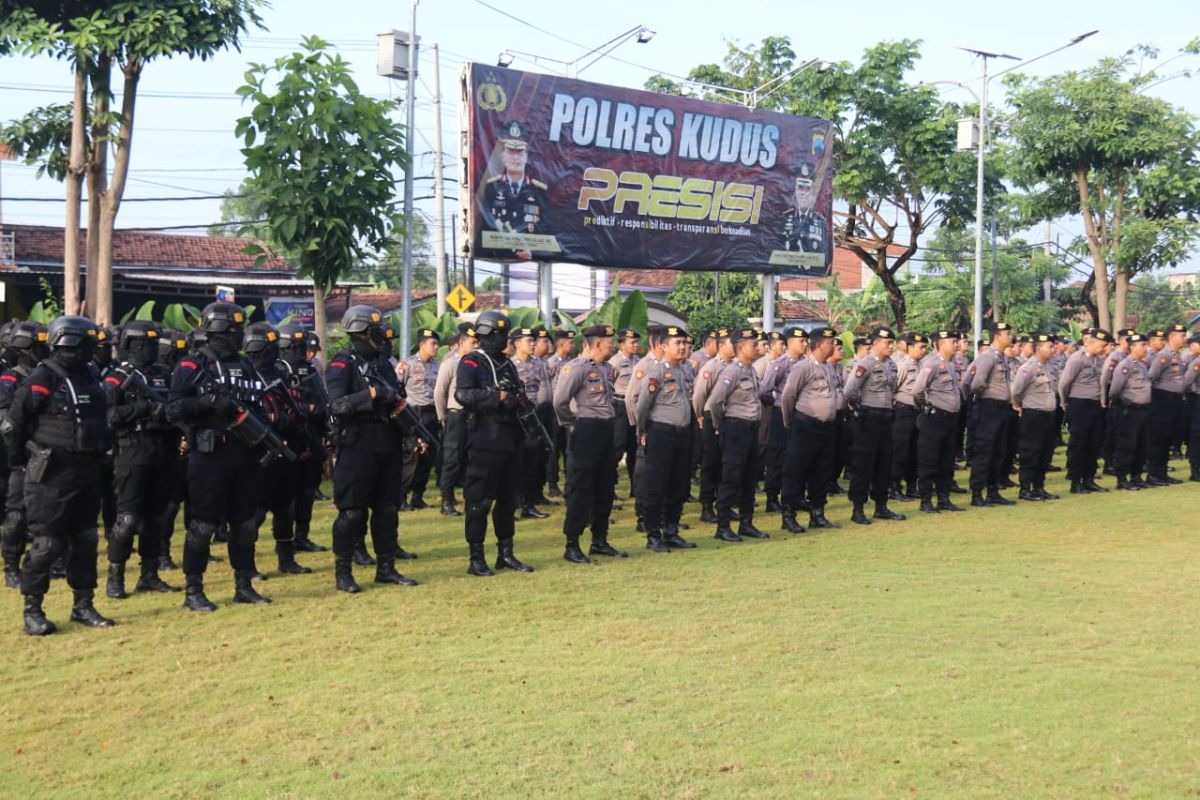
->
xmin=265 ymin=297 xmax=315 ymax=327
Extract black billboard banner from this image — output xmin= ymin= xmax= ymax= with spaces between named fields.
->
xmin=461 ymin=63 xmax=835 ymax=277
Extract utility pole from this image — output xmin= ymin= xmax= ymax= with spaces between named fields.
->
xmin=990 ymin=214 xmax=999 ymax=320
xmin=762 ymin=274 xmax=776 ymax=332
xmin=432 ymin=42 xmax=447 ymax=316
xmin=398 ymin=0 xmax=418 ymax=356
xmin=1044 ymin=220 xmax=1054 ymax=302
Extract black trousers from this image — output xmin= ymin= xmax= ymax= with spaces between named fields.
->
xmin=1188 ymin=394 xmax=1200 ymax=472
xmin=1 ymin=467 xmax=28 ymax=573
xmin=969 ymin=398 xmax=1012 ymax=492
xmin=1112 ymin=403 xmax=1150 ymax=479
xmin=916 ymin=407 xmax=958 ymax=499
xmin=1017 ymin=409 xmax=1056 ymax=488
xmin=762 ymin=407 xmax=787 ymax=498
xmin=848 ymin=407 xmax=894 ymax=506
xmin=258 ymin=455 xmax=299 ymax=542
xmin=1065 ymin=398 xmax=1105 ymax=482
xmin=1002 ymin=406 xmax=1020 ymax=478
xmin=782 ymin=414 xmax=836 ymax=511
xmin=463 ymin=444 xmax=521 ymax=545
xmin=698 ymin=412 xmax=722 ymax=505
xmin=612 ymin=399 xmax=637 ymax=487
xmin=1147 ymin=389 xmax=1186 ymax=478
xmin=185 ymin=455 xmax=261 ymax=575
xmin=108 ymin=459 xmax=171 ymax=565
xmin=716 ymin=417 xmax=762 ymax=524
xmin=639 ymin=422 xmax=691 ymax=534
xmin=547 ymin=414 xmax=566 ymax=487
xmin=563 ymin=417 xmax=617 ymax=540
xmin=20 ymin=455 xmax=102 ymax=597
xmin=831 ymin=410 xmax=850 ymax=483
xmin=408 ymin=405 xmax=441 ymax=501
xmin=439 ymin=409 xmax=467 ymax=500
xmin=891 ymin=403 xmax=919 ymax=489
xmin=332 ymin=442 xmax=402 ymax=560
xmin=294 ymin=450 xmax=324 ymax=536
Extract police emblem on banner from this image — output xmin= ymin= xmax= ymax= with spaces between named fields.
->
xmin=476 ymin=81 xmax=507 ymax=112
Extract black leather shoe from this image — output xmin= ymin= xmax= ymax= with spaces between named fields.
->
xmin=970 ymin=492 xmax=991 ymax=508
xmin=1116 ymin=479 xmax=1142 ymax=491
xmin=440 ymin=499 xmax=462 ymax=516
xmin=1069 ymin=481 xmax=1088 ymax=494
xmin=936 ymin=498 xmax=965 ymax=512
xmin=714 ymin=525 xmax=742 ymax=543
xmin=159 ymin=553 xmax=179 ymax=571
xmin=888 ymin=485 xmax=906 ymax=502
xmin=781 ymin=511 xmax=806 ymax=534
xmin=294 ymin=536 xmax=327 ymax=552
xmin=521 ymin=505 xmax=550 ymax=519
xmin=184 ymin=578 xmax=218 ymax=611
xmin=589 ymin=539 xmax=628 ymax=558
xmin=764 ymin=497 xmax=782 ymax=514
xmin=873 ymin=507 xmax=906 ymax=521
xmin=646 ymin=534 xmax=670 ymax=553
xmin=850 ymin=507 xmax=872 ymax=525
xmin=275 ymin=542 xmax=312 ymax=575
xmin=699 ymin=504 xmax=718 ymax=523
xmin=737 ymin=521 xmax=769 ymax=539
xmin=1034 ymin=488 xmax=1059 ymax=500
xmin=1164 ymin=475 xmax=1183 ymax=485
xmin=986 ymin=491 xmax=1016 ymax=506
xmin=135 ymin=569 xmax=179 ymax=593
xmin=808 ymin=510 xmax=838 ymax=529
xmin=948 ymin=483 xmax=968 ymax=494
xmin=409 ymin=495 xmax=429 ymax=510
xmin=919 ymin=499 xmax=939 ymax=514
xmin=1085 ymin=480 xmax=1109 ymax=493
xmin=563 ymin=539 xmax=592 ymax=564
xmin=1143 ymin=475 xmax=1169 ymax=487
xmin=903 ymin=486 xmax=921 ymax=501
xmin=665 ymin=532 xmax=697 ymax=549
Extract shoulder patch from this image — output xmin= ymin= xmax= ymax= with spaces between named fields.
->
xmin=563 ymin=365 xmax=572 ymax=374
xmin=31 ymin=383 xmax=51 ymax=396
xmin=179 ymin=360 xmax=199 ymax=371
xmin=531 ymin=179 xmax=548 ymax=190
xmin=486 ymin=174 xmax=502 ymax=184
xmin=462 ymin=359 xmax=478 ymax=368
xmin=635 ymin=369 xmax=644 ymax=379
xmin=104 ymin=375 xmax=122 ymax=385
xmin=855 ymin=365 xmax=867 ymax=378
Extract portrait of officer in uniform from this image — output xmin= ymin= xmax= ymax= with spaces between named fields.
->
xmin=778 ymin=161 xmax=831 ymax=265
xmin=481 ymin=120 xmax=550 ymax=261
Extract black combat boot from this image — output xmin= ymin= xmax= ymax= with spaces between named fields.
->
xmin=1115 ymin=475 xmax=1142 ymax=491
xmin=294 ymin=531 xmax=327 ymax=552
xmin=663 ymin=524 xmax=697 ymax=549
xmin=1034 ymin=485 xmax=1059 ymax=500
xmin=936 ymin=494 xmax=965 ymax=512
xmin=714 ymin=522 xmax=741 ymax=542
xmin=335 ymin=558 xmax=362 ymax=593
xmin=105 ymin=562 xmax=127 ymax=599
xmin=764 ymin=494 xmax=782 ymax=514
xmin=23 ymin=594 xmax=56 ymax=636
xmin=1085 ymin=477 xmax=1109 ymax=493
xmin=808 ymin=508 xmax=838 ymax=528
xmin=70 ymin=590 xmax=116 ymax=627
xmin=4 ymin=561 xmax=20 ymax=589
xmin=738 ymin=517 xmax=769 ymax=539
xmin=353 ymin=544 xmax=376 ymax=566
xmin=699 ymin=503 xmax=718 ymax=523
xmin=395 ymin=543 xmax=418 ymax=560
xmin=888 ymin=483 xmax=906 ymax=502
xmin=986 ymin=488 xmax=1015 ymax=506
xmin=495 ymin=539 xmax=534 ymax=572
xmin=135 ymin=562 xmax=179 ymax=593
xmin=183 ymin=574 xmax=217 ymax=612
xmin=563 ymin=535 xmax=591 ymax=564
xmin=970 ymin=490 xmax=991 ymax=507
xmin=520 ymin=504 xmax=549 ymax=520
xmin=919 ymin=497 xmax=939 ymax=514
xmin=645 ymin=531 xmax=670 ymax=553
xmin=781 ymin=507 xmax=806 ymax=534
xmin=440 ymin=497 xmax=462 ymax=516
xmin=874 ymin=504 xmax=906 ymax=521
xmin=1069 ymin=480 xmax=1088 ymax=494
xmin=1018 ymin=484 xmax=1042 ymax=501
xmin=159 ymin=553 xmax=178 ymax=571
xmin=276 ymin=541 xmax=312 ymax=575
xmin=232 ymin=570 xmax=271 ymax=604
xmin=409 ymin=494 xmax=429 ymax=510
xmin=589 ymin=535 xmax=628 ymax=558
xmin=850 ymin=504 xmax=872 ymax=525
xmin=467 ymin=542 xmax=495 ymax=576
xmin=375 ymin=557 xmax=419 ymax=586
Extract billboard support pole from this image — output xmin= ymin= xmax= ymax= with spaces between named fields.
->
xmin=433 ymin=42 xmax=448 ymax=317
xmin=399 ymin=0 xmax=418 ymax=356
xmin=538 ymin=261 xmax=554 ymax=329
xmin=761 ymin=274 xmax=776 ymax=332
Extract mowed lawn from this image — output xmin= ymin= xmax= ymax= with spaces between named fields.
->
xmin=0 ymin=452 xmax=1197 ymax=799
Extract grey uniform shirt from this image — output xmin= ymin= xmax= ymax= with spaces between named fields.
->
xmin=913 ymin=353 xmax=962 ymax=413
xmin=707 ymin=360 xmax=762 ymax=429
xmin=892 ymin=351 xmax=918 ymax=407
xmin=969 ymin=349 xmax=1011 ymax=401
xmin=1057 ymin=349 xmax=1102 ymax=404
xmin=636 ymin=359 xmax=692 ymax=432
xmin=547 ymin=353 xmax=569 ymax=394
xmin=780 ymin=356 xmax=838 ymax=425
xmin=610 ymin=351 xmax=639 ymax=399
xmin=514 ymin=355 xmax=551 ymax=406
xmin=553 ymin=356 xmax=615 ymax=427
xmin=689 ymin=348 xmax=713 ymax=375
xmin=1011 ymin=358 xmax=1057 ymax=411
xmin=624 ymin=355 xmax=657 ymax=426
xmin=1184 ymin=352 xmax=1200 ymax=394
xmin=1109 ymin=356 xmax=1152 ymax=405
xmin=753 ymin=353 xmax=773 ymax=381
xmin=844 ymin=354 xmax=897 ymax=409
xmin=1100 ymin=349 xmax=1128 ymax=406
xmin=693 ymin=354 xmax=729 ymax=418
xmin=433 ymin=352 xmax=461 ymax=420
xmin=399 ymin=355 xmax=438 ymax=407
xmin=1148 ymin=347 xmax=1188 ymax=393
xmin=759 ymin=353 xmax=797 ymax=405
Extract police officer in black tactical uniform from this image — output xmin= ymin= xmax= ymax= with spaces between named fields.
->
xmin=0 ymin=320 xmax=47 ymax=589
xmin=277 ymin=324 xmax=329 ymax=554
xmin=168 ymin=302 xmax=275 ymax=611
xmin=4 ymin=316 xmax=115 ymax=635
xmin=244 ymin=322 xmax=312 ymax=577
xmin=93 ymin=326 xmax=118 ymax=549
xmin=156 ymin=328 xmax=189 ymax=571
xmin=454 ymin=310 xmax=535 ymax=576
xmin=102 ymin=320 xmax=180 ymax=599
xmin=325 ymin=306 xmax=419 ymax=593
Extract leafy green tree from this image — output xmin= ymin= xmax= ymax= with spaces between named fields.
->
xmin=0 ymin=0 xmax=265 ymax=324
xmin=236 ymin=36 xmax=408 ymax=353
xmin=1124 ymin=274 xmax=1199 ymax=332
xmin=685 ymin=306 xmax=751 ymax=339
xmin=1005 ymin=41 xmax=1200 ymax=330
xmin=666 ymin=272 xmax=765 ymax=321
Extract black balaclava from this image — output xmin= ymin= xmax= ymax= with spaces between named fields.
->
xmin=479 ymin=331 xmax=507 ymax=358
xmin=249 ymin=340 xmax=279 ymax=369
xmin=53 ymin=341 xmax=92 ymax=371
xmin=280 ymin=342 xmax=306 ymax=368
xmin=207 ymin=330 xmax=243 ymax=359
xmin=93 ymin=342 xmax=113 ymax=370
xmin=126 ymin=337 xmax=158 ymax=369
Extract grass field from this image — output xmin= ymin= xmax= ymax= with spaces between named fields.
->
xmin=0 ymin=452 xmax=1197 ymax=799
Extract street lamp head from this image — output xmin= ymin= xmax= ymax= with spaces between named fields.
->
xmin=636 ymin=27 xmax=655 ymax=44
xmin=497 ymin=51 xmax=514 ymax=68
xmin=1069 ymin=29 xmax=1099 ymax=45
xmin=816 ymin=60 xmax=831 ymax=73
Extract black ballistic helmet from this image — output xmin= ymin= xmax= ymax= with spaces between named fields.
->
xmin=473 ymin=310 xmax=510 ymax=338
xmin=199 ymin=302 xmax=247 ymax=334
xmin=10 ymin=320 xmax=49 ymax=351
xmin=242 ymin=322 xmax=279 ymax=355
xmin=276 ymin=323 xmax=308 ymax=351
xmin=0 ymin=321 xmax=13 ymax=350
xmin=48 ymin=315 xmax=100 ymax=351
xmin=119 ymin=320 xmax=161 ymax=351
xmin=342 ymin=305 xmax=385 ymax=335
xmin=159 ymin=328 xmax=188 ymax=364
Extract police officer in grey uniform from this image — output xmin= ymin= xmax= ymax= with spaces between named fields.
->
xmin=554 ymin=324 xmax=625 ymax=563
xmin=913 ymin=330 xmax=966 ymax=514
xmin=609 ymin=328 xmax=641 ymax=494
xmin=510 ymin=327 xmax=552 ymax=518
xmin=707 ymin=328 xmax=766 ymax=542
xmin=779 ymin=327 xmax=841 ymax=532
xmin=692 ymin=329 xmax=732 ymax=523
xmin=1011 ymin=333 xmax=1060 ymax=501
xmin=890 ymin=331 xmax=926 ymax=501
xmin=1145 ymin=323 xmax=1190 ymax=485
xmin=435 ymin=323 xmax=477 ymax=516
xmin=545 ymin=330 xmax=576 ymax=497
xmin=759 ymin=328 xmax=807 ymax=513
xmin=844 ymin=326 xmax=905 ymax=525
xmin=967 ymin=322 xmax=1017 ymax=506
xmin=1100 ymin=329 xmax=1135 ymax=472
xmin=1184 ymin=333 xmax=1200 ymax=481
xmin=397 ymin=328 xmax=441 ymax=509
xmin=635 ymin=325 xmax=696 ymax=552
xmin=1058 ymin=327 xmax=1112 ymax=493
xmin=1109 ymin=333 xmax=1154 ymax=490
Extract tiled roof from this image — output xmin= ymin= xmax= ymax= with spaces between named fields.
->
xmin=613 ymin=269 xmax=680 ymax=290
xmin=2 ymin=223 xmax=291 ymax=272
xmin=780 ymin=297 xmax=830 ymax=321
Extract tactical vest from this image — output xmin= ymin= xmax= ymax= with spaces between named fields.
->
xmin=33 ymin=362 xmax=107 ymax=454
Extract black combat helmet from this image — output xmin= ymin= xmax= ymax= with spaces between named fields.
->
xmin=277 ymin=323 xmax=308 ymax=365
xmin=159 ymin=328 xmax=187 ymax=365
xmin=47 ymin=315 xmax=100 ymax=354
xmin=10 ymin=320 xmax=48 ymax=352
xmin=243 ymin=321 xmax=280 ymax=357
xmin=199 ymin=302 xmax=247 ymax=333
xmin=473 ymin=310 xmax=511 ymax=355
xmin=342 ymin=305 xmax=384 ymax=334
xmin=119 ymin=320 xmax=162 ymax=367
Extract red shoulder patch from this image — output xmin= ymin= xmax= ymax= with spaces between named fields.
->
xmin=31 ymin=384 xmax=51 ymax=396
xmin=329 ymin=361 xmax=346 ymax=369
xmin=462 ymin=359 xmax=479 ymax=368
xmin=855 ymin=365 xmax=867 ymax=378
xmin=179 ymin=360 xmax=198 ymax=371
xmin=104 ymin=376 xmax=121 ymax=385
xmin=0 ymin=375 xmax=15 ymax=383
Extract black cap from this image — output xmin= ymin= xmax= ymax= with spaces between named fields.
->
xmin=617 ymin=327 xmax=640 ymax=340
xmin=993 ymin=322 xmax=1013 ymax=333
xmin=1128 ymin=333 xmax=1148 ymax=344
xmin=1117 ymin=328 xmax=1137 ymax=339
xmin=869 ymin=326 xmax=896 ymax=342
xmin=785 ymin=327 xmax=809 ymax=339
xmin=1166 ymin=323 xmax=1188 ymax=334
xmin=1032 ymin=332 xmax=1056 ymax=344
xmin=853 ymin=337 xmax=870 ymax=349
xmin=1093 ymin=328 xmax=1113 ymax=342
xmin=553 ymin=329 xmax=576 ymax=341
xmin=810 ymin=326 xmax=838 ymax=340
xmin=932 ymin=329 xmax=957 ymax=342
xmin=730 ymin=327 xmax=757 ymax=343
xmin=662 ymin=325 xmax=688 ymax=338
xmin=766 ymin=331 xmax=783 ymax=342
xmin=509 ymin=327 xmax=536 ymax=340
xmin=904 ymin=332 xmax=928 ymax=344
xmin=458 ymin=321 xmax=478 ymax=338
xmin=583 ymin=324 xmax=615 ymax=338
xmin=416 ymin=328 xmax=440 ymax=342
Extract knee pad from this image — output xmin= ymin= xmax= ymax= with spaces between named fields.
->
xmin=111 ymin=512 xmax=140 ymax=540
xmin=27 ymin=535 xmax=63 ymax=564
xmin=334 ymin=508 xmax=368 ymax=538
xmin=185 ymin=520 xmax=218 ymax=548
xmin=465 ymin=497 xmax=493 ymax=522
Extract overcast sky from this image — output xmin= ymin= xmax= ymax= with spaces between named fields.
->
xmin=2 ymin=0 xmax=1196 ymax=284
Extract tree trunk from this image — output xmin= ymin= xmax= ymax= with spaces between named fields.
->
xmin=92 ymin=60 xmax=141 ymax=327
xmin=85 ymin=53 xmax=111 ymax=319
xmin=1113 ymin=269 xmax=1130 ymax=331
xmin=312 ymin=279 xmax=328 ymax=361
xmin=877 ymin=254 xmax=907 ymax=332
xmin=63 ymin=63 xmax=87 ymax=315
xmin=1079 ymin=272 xmax=1099 ymax=327
xmin=1075 ymin=168 xmax=1111 ymax=331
